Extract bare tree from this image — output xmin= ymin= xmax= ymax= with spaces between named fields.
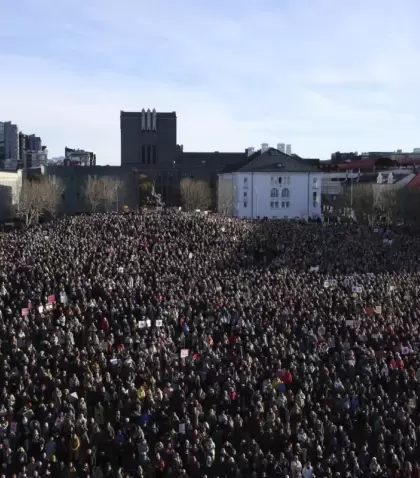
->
xmin=43 ymin=177 xmax=64 ymax=217
xmin=180 ymin=178 xmax=212 ymax=211
xmin=84 ymin=177 xmax=104 ymax=212
xmin=343 ymin=183 xmax=376 ymax=224
xmin=18 ymin=177 xmax=64 ymax=226
xmin=102 ymin=177 xmax=123 ymax=212
xmin=374 ymin=186 xmax=398 ymax=224
xmin=217 ymin=178 xmax=236 ymax=216
xmin=393 ymin=188 xmax=420 ymax=227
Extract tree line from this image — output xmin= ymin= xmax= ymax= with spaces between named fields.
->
xmin=16 ymin=175 xmax=215 ymax=226
xmin=323 ymin=183 xmax=420 ymax=228
xmin=17 ymin=176 xmax=124 ymax=226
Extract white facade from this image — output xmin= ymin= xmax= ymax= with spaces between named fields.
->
xmin=218 ymin=171 xmax=323 ymax=219
xmin=0 ymin=170 xmax=22 ymax=219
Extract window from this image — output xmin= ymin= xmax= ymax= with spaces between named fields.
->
xmin=281 ymin=188 xmax=290 ymax=198
xmin=147 ymin=145 xmax=151 ymax=164
xmin=312 ymin=176 xmax=319 ymax=188
xmin=141 ymin=145 xmax=146 ymax=164
xmin=271 ymin=201 xmax=279 ymax=209
xmin=278 ymin=177 xmax=282 ymax=185
xmin=244 ymin=177 xmax=248 ymax=184
xmin=284 ymin=176 xmax=291 ymax=185
xmin=152 ymin=145 xmax=157 ymax=164
xmin=244 ymin=202 xmax=248 ymax=208
xmin=281 ymin=201 xmax=290 ymax=208
xmin=270 ymin=188 xmax=279 ymax=198
xmin=313 ymin=191 xmax=318 ymax=207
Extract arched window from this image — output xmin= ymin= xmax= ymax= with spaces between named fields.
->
xmin=281 ymin=188 xmax=290 ymax=198
xmin=270 ymin=188 xmax=279 ymax=198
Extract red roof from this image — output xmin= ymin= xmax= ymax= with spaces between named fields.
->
xmin=397 ymin=158 xmax=420 ymax=166
xmin=337 ymin=158 xmax=378 ymax=171
xmin=407 ymin=173 xmax=420 ymax=191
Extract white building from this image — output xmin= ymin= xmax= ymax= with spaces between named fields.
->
xmin=218 ymin=146 xmax=323 ymax=219
xmin=0 ymin=170 xmax=23 ymax=219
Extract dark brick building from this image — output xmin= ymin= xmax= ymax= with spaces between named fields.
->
xmin=120 ymin=109 xmax=247 ymax=203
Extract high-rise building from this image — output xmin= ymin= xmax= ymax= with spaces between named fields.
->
xmin=286 ymin=144 xmax=292 ymax=155
xmin=24 ymin=149 xmax=48 ymax=169
xmin=27 ymin=134 xmax=42 ymax=152
xmin=0 ymin=122 xmax=19 ymax=169
xmin=64 ymin=147 xmax=96 ymax=166
xmin=0 ymin=123 xmax=5 ymax=169
xmin=18 ymin=132 xmax=28 ymax=169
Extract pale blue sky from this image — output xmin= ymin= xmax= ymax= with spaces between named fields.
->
xmin=1 ymin=0 xmax=420 ymax=164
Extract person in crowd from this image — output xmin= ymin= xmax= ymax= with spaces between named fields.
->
xmin=0 ymin=210 xmax=420 ymax=477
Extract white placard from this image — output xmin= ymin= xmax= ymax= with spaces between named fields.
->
xmin=180 ymin=349 xmax=189 ymax=358
xmin=146 ymin=320 xmax=151 ymax=328
xmin=138 ymin=321 xmax=146 ymax=329
xmin=156 ymin=319 xmax=163 ymax=327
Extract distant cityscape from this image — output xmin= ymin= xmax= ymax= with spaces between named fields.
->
xmin=0 ymin=120 xmax=96 ymax=171
xmin=2 ymin=113 xmax=420 ymax=175
xmin=2 ymin=110 xmax=420 ymax=216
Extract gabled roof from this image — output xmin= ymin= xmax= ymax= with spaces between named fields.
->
xmin=226 ymin=148 xmax=319 ymax=173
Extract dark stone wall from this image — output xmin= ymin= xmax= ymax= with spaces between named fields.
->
xmin=45 ymin=166 xmax=139 ymax=214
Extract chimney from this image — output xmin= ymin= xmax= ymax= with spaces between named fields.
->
xmin=152 ymin=108 xmax=157 ymax=131
xmin=261 ymin=143 xmax=269 ymax=153
xmin=141 ymin=109 xmax=146 ymax=131
xmin=146 ymin=108 xmax=152 ymax=130
xmin=277 ymin=143 xmax=285 ymax=153
xmin=286 ymin=144 xmax=292 ymax=155
xmin=247 ymin=147 xmax=255 ymax=157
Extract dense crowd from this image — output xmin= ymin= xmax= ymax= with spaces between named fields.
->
xmin=1 ymin=211 xmax=420 ymax=478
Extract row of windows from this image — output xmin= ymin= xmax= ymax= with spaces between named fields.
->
xmin=141 ymin=145 xmax=157 ymax=164
xmin=243 ymin=176 xmax=292 ymax=185
xmin=271 ymin=201 xmax=290 ymax=209
xmin=271 ymin=176 xmax=291 ymax=185
xmin=243 ymin=176 xmax=319 ymax=186
xmin=270 ymin=187 xmax=289 ymax=198
xmin=244 ymin=188 xmax=290 ymax=199
xmin=244 ymin=191 xmax=318 ymax=209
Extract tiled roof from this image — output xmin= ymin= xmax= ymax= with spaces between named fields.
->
xmin=337 ymin=157 xmax=399 ymax=171
xmin=234 ymin=148 xmax=318 ymax=173
xmin=407 ymin=173 xmax=420 ymax=191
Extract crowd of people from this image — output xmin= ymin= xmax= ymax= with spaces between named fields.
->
xmin=0 ymin=210 xmax=420 ymax=478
